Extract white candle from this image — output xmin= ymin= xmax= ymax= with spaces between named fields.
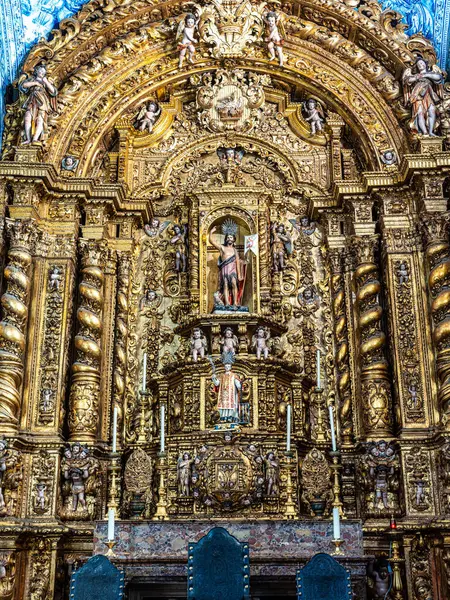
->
xmin=160 ymin=403 xmax=165 ymax=453
xmin=286 ymin=404 xmax=292 ymax=452
xmin=316 ymin=349 xmax=321 ymax=389
xmin=107 ymin=507 xmax=115 ymax=541
xmin=332 ymin=506 xmax=341 ymax=540
xmin=328 ymin=405 xmax=337 ymax=452
xmin=112 ymin=406 xmax=118 ymax=453
xmin=142 ymin=353 xmax=147 ymax=392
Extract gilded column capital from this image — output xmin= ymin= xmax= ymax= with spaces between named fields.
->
xmin=421 ymin=212 xmax=450 ymax=247
xmin=5 ymin=218 xmax=38 ymax=252
xmin=351 ymin=234 xmax=379 ymax=265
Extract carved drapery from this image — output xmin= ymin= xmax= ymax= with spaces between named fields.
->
xmin=329 ymin=249 xmax=353 ymax=444
xmin=0 ymin=219 xmax=37 ymax=433
xmin=68 ymin=239 xmax=107 ymax=441
xmin=422 ymin=213 xmax=450 ymax=427
xmin=352 ymin=235 xmax=393 ymax=437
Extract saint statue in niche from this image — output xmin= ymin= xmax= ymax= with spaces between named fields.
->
xmin=209 ymin=219 xmax=248 ymax=312
xmin=211 ymin=352 xmax=243 ymax=424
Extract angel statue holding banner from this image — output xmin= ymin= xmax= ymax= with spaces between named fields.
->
xmin=209 ymin=219 xmax=248 ymax=312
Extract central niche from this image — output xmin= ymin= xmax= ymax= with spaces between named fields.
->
xmin=202 ymin=209 xmax=256 ymax=314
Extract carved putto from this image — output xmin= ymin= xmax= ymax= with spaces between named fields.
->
xmin=190 ymin=327 xmax=208 ymax=362
xmin=360 ymin=440 xmax=400 ymax=515
xmin=220 ymin=327 xmax=239 ymax=357
xmin=263 ymin=11 xmax=284 ymax=66
xmin=302 ymin=98 xmax=325 ymax=135
xmin=177 ymin=12 xmax=200 ymax=68
xmin=195 ymin=70 xmax=269 ymax=133
xmin=0 ymin=439 xmax=22 ymax=518
xmin=134 ymin=101 xmax=161 ymax=133
xmin=60 ymin=443 xmax=100 ymax=520
xmin=252 ymin=326 xmax=270 ymax=360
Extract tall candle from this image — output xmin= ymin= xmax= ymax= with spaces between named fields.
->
xmin=112 ymin=406 xmax=118 ymax=453
xmin=286 ymin=404 xmax=292 ymax=452
xmin=316 ymin=349 xmax=321 ymax=389
xmin=142 ymin=352 xmax=148 ymax=392
xmin=328 ymin=405 xmax=337 ymax=452
xmin=160 ymin=403 xmax=165 ymax=453
xmin=332 ymin=506 xmax=341 ymax=540
xmin=107 ymin=507 xmax=115 ymax=541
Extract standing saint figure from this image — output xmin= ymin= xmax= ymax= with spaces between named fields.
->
xmin=403 ymin=57 xmax=443 ymax=136
xmin=212 ymin=352 xmax=242 ymax=423
xmin=19 ymin=64 xmax=58 ymax=144
xmin=209 ymin=219 xmax=246 ymax=308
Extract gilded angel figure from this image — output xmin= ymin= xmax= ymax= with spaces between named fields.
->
xmin=263 ymin=11 xmax=285 ymax=66
xmin=177 ymin=12 xmax=200 ymax=68
xmin=403 ymin=57 xmax=444 ymax=136
xmin=134 ymin=101 xmax=161 ymax=133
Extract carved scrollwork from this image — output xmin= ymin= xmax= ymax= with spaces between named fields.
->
xmin=300 ymin=447 xmax=332 ymax=517
xmin=123 ymin=448 xmax=153 ymax=519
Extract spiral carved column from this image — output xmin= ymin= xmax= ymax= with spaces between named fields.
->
xmin=422 ymin=213 xmax=450 ymax=426
xmin=0 ymin=219 xmax=37 ymax=433
xmin=68 ymin=239 xmax=107 ymax=441
xmin=329 ymin=249 xmax=354 ymax=444
xmin=112 ymin=252 xmax=130 ymax=448
xmin=352 ymin=235 xmax=393 ymax=437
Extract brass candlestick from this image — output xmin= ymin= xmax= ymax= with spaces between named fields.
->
xmin=284 ymin=451 xmax=298 ymax=520
xmin=104 ymin=540 xmax=117 ymax=557
xmin=329 ymin=450 xmax=345 ymax=518
xmin=312 ymin=387 xmax=327 ymax=442
xmin=331 ymin=538 xmax=344 ymax=555
xmin=153 ymin=451 xmax=169 ymax=520
xmin=137 ymin=390 xmax=151 ymax=443
xmin=388 ymin=529 xmax=404 ymax=600
xmin=107 ymin=453 xmax=121 ymax=512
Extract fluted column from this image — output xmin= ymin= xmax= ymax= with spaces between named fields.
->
xmin=112 ymin=252 xmax=130 ymax=448
xmin=68 ymin=239 xmax=107 ymax=441
xmin=329 ymin=248 xmax=354 ymax=444
xmin=352 ymin=235 xmax=393 ymax=437
xmin=422 ymin=213 xmax=450 ymax=426
xmin=0 ymin=219 xmax=37 ymax=433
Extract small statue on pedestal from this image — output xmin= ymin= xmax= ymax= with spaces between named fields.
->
xmin=264 ymin=452 xmax=279 ymax=496
xmin=252 ymin=326 xmax=270 ymax=360
xmin=190 ymin=327 xmax=208 ymax=362
xmin=177 ymin=452 xmax=194 ymax=496
xmin=209 ymin=219 xmax=248 ymax=312
xmin=211 ymin=352 xmax=242 ymax=424
xmin=19 ymin=64 xmax=58 ymax=144
xmin=220 ymin=327 xmax=239 ymax=358
xmin=170 ymin=224 xmax=187 ymax=273
xmin=271 ymin=223 xmax=292 ymax=273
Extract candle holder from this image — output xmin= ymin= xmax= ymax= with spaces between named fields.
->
xmin=331 ymin=538 xmax=344 ymax=555
xmin=387 ymin=527 xmax=405 ymax=599
xmin=153 ymin=451 xmax=169 ymax=521
xmin=104 ymin=540 xmax=117 ymax=557
xmin=311 ymin=387 xmax=327 ymax=443
xmin=107 ymin=453 xmax=121 ymax=513
xmin=283 ymin=451 xmax=298 ymax=520
xmin=329 ymin=450 xmax=345 ymax=519
xmin=137 ymin=391 xmax=151 ymax=443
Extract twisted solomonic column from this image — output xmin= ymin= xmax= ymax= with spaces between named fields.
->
xmin=352 ymin=235 xmax=393 ymax=437
xmin=422 ymin=213 xmax=450 ymax=426
xmin=0 ymin=219 xmax=37 ymax=433
xmin=68 ymin=239 xmax=107 ymax=441
xmin=329 ymin=249 xmax=353 ymax=444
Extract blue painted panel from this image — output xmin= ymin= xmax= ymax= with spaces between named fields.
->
xmin=296 ymin=553 xmax=352 ymax=600
xmin=69 ymin=554 xmax=125 ymax=600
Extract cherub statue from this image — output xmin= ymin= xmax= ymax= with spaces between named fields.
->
xmin=297 ymin=286 xmax=320 ymax=315
xmin=403 ymin=57 xmax=444 ymax=136
xmin=264 ymin=452 xmax=279 ymax=496
xmin=271 ymin=222 xmax=292 ymax=273
xmin=170 ymin=224 xmax=187 ymax=273
xmin=252 ymin=326 xmax=270 ymax=360
xmin=35 ymin=482 xmax=47 ymax=511
xmin=177 ymin=13 xmax=199 ymax=68
xmin=134 ymin=101 xmax=161 ymax=133
xmin=61 ymin=155 xmax=79 ymax=171
xmin=367 ymin=558 xmax=391 ymax=600
xmin=397 ymin=261 xmax=409 ymax=285
xmin=144 ymin=218 xmax=170 ymax=238
xmin=220 ymin=327 xmax=239 ymax=357
xmin=19 ymin=64 xmax=58 ymax=144
xmin=264 ymin=12 xmax=284 ymax=66
xmin=190 ymin=327 xmax=208 ymax=362
xmin=49 ymin=266 xmax=62 ymax=292
xmin=303 ymin=98 xmax=325 ymax=135
xmin=177 ymin=452 xmax=194 ymax=496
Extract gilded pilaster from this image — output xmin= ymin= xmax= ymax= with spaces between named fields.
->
xmin=0 ymin=219 xmax=37 ymax=434
xmin=421 ymin=213 xmax=450 ymax=427
xmin=189 ymin=202 xmax=200 ymax=313
xmin=329 ymin=248 xmax=354 ymax=444
xmin=352 ymin=234 xmax=393 ymax=437
xmin=68 ymin=239 xmax=107 ymax=441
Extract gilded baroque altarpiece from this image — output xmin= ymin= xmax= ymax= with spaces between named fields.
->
xmin=1 ymin=0 xmax=450 ymax=597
